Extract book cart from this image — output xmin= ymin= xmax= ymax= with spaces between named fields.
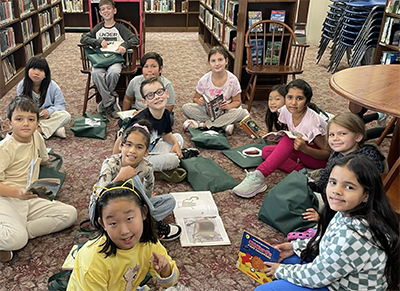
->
xmin=88 ymin=0 xmax=144 ymax=61
xmin=373 ymin=0 xmax=400 ymax=64
xmin=198 ymin=0 xmax=298 ymax=84
xmin=62 ymin=0 xmax=90 ymax=31
xmin=0 ymin=0 xmax=66 ymax=98
xmin=144 ymin=0 xmax=200 ymax=32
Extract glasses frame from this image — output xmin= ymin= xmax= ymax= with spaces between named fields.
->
xmin=143 ymin=87 xmax=166 ymax=100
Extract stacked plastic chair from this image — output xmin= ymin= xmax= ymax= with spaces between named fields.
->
xmin=326 ymin=0 xmax=386 ymax=73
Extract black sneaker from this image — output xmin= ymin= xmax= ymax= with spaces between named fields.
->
xmin=181 ymin=148 xmax=200 ymax=159
xmin=157 ymin=222 xmax=182 ymax=241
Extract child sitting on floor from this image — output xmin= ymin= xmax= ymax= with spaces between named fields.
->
xmin=0 ymin=96 xmax=77 ymax=263
xmin=68 ymin=180 xmax=179 ymax=291
xmin=265 ymin=84 xmax=286 ymax=132
xmin=90 ymin=119 xmax=181 ymax=241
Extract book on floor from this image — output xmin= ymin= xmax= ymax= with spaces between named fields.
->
xmin=62 ymin=244 xmax=79 ymax=270
xmin=236 ymin=230 xmax=280 ymax=284
xmin=203 ymin=94 xmax=225 ymax=121
xmin=26 ymin=157 xmax=61 ymax=201
xmin=117 ymin=109 xmax=137 ymax=120
xmin=239 ymin=115 xmax=268 ymax=139
xmin=170 ymin=191 xmax=231 ymax=247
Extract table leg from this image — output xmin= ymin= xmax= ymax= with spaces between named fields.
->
xmin=348 ymin=102 xmax=368 ymax=117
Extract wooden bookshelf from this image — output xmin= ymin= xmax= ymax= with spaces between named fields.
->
xmin=0 ymin=0 xmax=66 ymax=99
xmin=198 ymin=0 xmax=298 ymax=83
xmin=89 ymin=0 xmax=145 ymax=60
xmin=373 ymin=0 xmax=400 ymax=64
xmin=62 ymin=0 xmax=90 ymax=31
xmin=144 ymin=0 xmax=199 ymax=32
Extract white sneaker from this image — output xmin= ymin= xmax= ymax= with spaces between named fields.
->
xmin=233 ymin=170 xmax=267 ymax=198
xmin=225 ymin=124 xmax=234 ymax=135
xmin=54 ymin=127 xmax=66 ymax=138
xmin=183 ymin=119 xmax=199 ymax=131
xmin=97 ymin=102 xmax=106 ymax=113
xmin=377 ymin=113 xmax=388 ymax=127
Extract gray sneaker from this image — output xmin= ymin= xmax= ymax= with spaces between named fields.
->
xmin=233 ymin=170 xmax=267 ymax=198
xmin=97 ymin=101 xmax=106 ymax=113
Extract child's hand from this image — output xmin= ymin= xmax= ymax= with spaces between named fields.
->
xmin=220 ymin=100 xmax=230 ymax=110
xmin=275 ymin=242 xmax=294 ymax=262
xmin=170 ymin=144 xmax=183 ymax=158
xmin=101 ymin=40 xmax=108 ymax=48
xmin=262 ymin=262 xmax=280 ymax=279
xmin=302 ymin=208 xmax=319 ymax=222
xmin=151 ymin=192 xmax=157 ymax=197
xmin=39 ymin=109 xmax=50 ymax=119
xmin=196 ymin=96 xmax=205 ymax=106
xmin=116 ymin=46 xmax=126 ymax=54
xmin=149 ymin=251 xmax=172 ymax=278
xmin=293 ymin=136 xmax=307 ymax=152
xmin=114 ymin=166 xmax=137 ymax=182
xmin=17 ymin=188 xmax=38 ymax=200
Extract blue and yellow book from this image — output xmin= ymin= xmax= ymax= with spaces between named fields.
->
xmin=236 ymin=230 xmax=280 ymax=284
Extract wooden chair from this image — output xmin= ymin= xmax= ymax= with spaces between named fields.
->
xmin=244 ymin=20 xmax=309 ymax=112
xmin=78 ymin=19 xmax=139 ymax=115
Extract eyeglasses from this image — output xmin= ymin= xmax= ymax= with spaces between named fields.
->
xmin=143 ymin=88 xmax=166 ymax=100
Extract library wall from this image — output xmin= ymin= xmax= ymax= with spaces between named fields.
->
xmin=306 ymin=0 xmax=330 ymax=45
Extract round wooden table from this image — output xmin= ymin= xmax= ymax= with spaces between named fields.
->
xmin=329 ymin=64 xmax=400 ymax=169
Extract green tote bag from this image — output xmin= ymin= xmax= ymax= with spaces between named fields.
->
xmin=71 ymin=112 xmax=109 ymax=140
xmin=83 ymin=46 xmax=125 ymax=68
xmin=189 ymin=128 xmax=231 ymax=150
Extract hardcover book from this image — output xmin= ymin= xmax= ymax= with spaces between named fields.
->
xmin=203 ymin=94 xmax=225 ymax=121
xmin=170 ymin=191 xmax=231 ymax=247
xmin=236 ymin=230 xmax=280 ymax=284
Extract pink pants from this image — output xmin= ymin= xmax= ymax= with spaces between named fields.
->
xmin=257 ymin=135 xmax=328 ymax=177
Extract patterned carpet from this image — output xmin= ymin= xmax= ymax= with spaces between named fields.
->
xmin=0 ymin=32 xmax=390 ymax=291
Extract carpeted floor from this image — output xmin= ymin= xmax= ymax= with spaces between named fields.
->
xmin=0 ymin=32 xmax=390 ymax=291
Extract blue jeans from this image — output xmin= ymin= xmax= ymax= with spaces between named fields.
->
xmin=254 ymin=255 xmax=330 ymax=291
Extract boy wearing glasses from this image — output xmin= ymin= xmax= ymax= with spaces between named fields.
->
xmin=122 ymin=52 xmax=175 ymax=125
xmin=113 ymin=77 xmax=183 ymax=172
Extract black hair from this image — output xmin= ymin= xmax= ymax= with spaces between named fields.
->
xmin=140 ymin=52 xmax=163 ymax=69
xmin=301 ymin=155 xmax=400 ymax=290
xmin=22 ymin=56 xmax=51 ymax=107
xmin=121 ymin=119 xmax=153 ymax=149
xmin=286 ymin=79 xmax=313 ymax=106
xmin=139 ymin=76 xmax=164 ymax=99
xmin=93 ymin=180 xmax=158 ymax=258
xmin=7 ymin=96 xmax=40 ymax=120
xmin=265 ymin=84 xmax=287 ymax=131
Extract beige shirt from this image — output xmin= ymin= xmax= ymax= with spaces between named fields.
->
xmin=0 ymin=131 xmax=48 ymax=189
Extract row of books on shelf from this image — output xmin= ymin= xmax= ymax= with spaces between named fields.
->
xmin=41 ymin=30 xmax=50 ymax=49
xmin=37 ymin=0 xmax=47 ymax=9
xmin=20 ymin=0 xmax=35 ymax=17
xmin=144 ymin=0 xmax=175 ymax=12
xmin=381 ymin=17 xmax=400 ymax=47
xmin=54 ymin=23 xmax=61 ymax=39
xmin=61 ymin=0 xmax=83 ymax=12
xmin=0 ymin=0 xmax=14 ymax=26
xmin=21 ymin=17 xmax=34 ymax=42
xmin=52 ymin=5 xmax=61 ymax=21
xmin=380 ymin=50 xmax=400 ymax=64
xmin=25 ymin=41 xmax=34 ymax=59
xmin=386 ymin=0 xmax=400 ymax=14
xmin=0 ymin=27 xmax=15 ymax=56
xmin=39 ymin=10 xmax=51 ymax=30
xmin=2 ymin=54 xmax=16 ymax=82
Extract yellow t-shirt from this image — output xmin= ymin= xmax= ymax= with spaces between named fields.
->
xmin=67 ymin=236 xmax=179 ymax=291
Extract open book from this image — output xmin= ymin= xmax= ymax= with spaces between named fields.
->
xmin=264 ymin=130 xmax=308 ymax=142
xmin=170 ymin=191 xmax=231 ymax=247
xmin=100 ymin=41 xmax=123 ymax=53
xmin=203 ymin=94 xmax=225 ymax=121
xmin=27 ymin=157 xmax=61 ymax=201
xmin=117 ymin=109 xmax=137 ymax=120
xmin=236 ymin=230 xmax=280 ymax=284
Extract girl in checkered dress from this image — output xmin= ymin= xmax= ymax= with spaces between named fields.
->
xmin=255 ymin=155 xmax=400 ymax=291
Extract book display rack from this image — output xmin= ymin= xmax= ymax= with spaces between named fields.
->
xmin=373 ymin=0 xmax=400 ymax=64
xmin=62 ymin=0 xmax=90 ymax=31
xmin=144 ymin=0 xmax=200 ymax=32
xmin=89 ymin=0 xmax=145 ymax=60
xmin=198 ymin=0 xmax=297 ymax=83
xmin=0 ymin=0 xmax=66 ymax=98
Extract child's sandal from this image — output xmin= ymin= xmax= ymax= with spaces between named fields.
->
xmin=154 ymin=168 xmax=187 ymax=183
xmin=287 ymin=228 xmax=317 ymax=242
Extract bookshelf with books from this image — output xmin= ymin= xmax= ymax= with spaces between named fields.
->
xmin=0 ymin=0 xmax=66 ymax=98
xmin=62 ymin=0 xmax=90 ymax=31
xmin=373 ymin=0 xmax=400 ymax=64
xmin=89 ymin=0 xmax=144 ymax=62
xmin=198 ymin=0 xmax=298 ymax=82
xmin=144 ymin=0 xmax=199 ymax=32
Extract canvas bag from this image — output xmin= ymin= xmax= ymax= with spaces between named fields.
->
xmin=71 ymin=112 xmax=109 ymax=140
xmin=189 ymin=128 xmax=230 ymax=150
xmin=180 ymin=156 xmax=238 ymax=193
xmin=39 ymin=152 xmax=66 ymax=188
xmin=222 ymin=141 xmax=268 ymax=168
xmin=258 ymin=169 xmax=319 ymax=235
xmin=83 ymin=46 xmax=125 ymax=68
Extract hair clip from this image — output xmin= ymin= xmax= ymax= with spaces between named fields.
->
xmin=93 ymin=178 xmax=142 ymax=201
xmin=133 ymin=123 xmax=149 ymax=133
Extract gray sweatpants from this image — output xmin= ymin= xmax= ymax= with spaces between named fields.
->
xmin=91 ymin=62 xmax=122 ymax=108
xmin=181 ymin=103 xmax=245 ymax=128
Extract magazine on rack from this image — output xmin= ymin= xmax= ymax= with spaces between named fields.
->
xmin=170 ymin=191 xmax=231 ymax=247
